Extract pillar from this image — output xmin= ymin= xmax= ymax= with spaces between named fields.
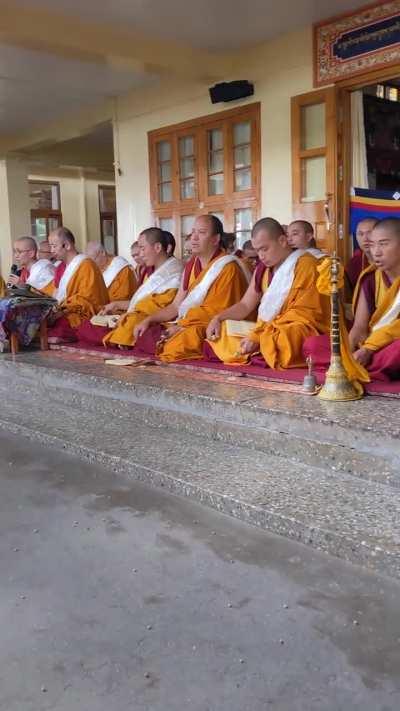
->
xmin=0 ymin=158 xmax=30 ymax=276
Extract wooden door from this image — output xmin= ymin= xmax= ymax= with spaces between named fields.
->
xmin=291 ymin=88 xmax=340 ymax=256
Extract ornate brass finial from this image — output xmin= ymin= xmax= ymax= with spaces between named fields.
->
xmin=318 ymin=254 xmax=363 ymax=401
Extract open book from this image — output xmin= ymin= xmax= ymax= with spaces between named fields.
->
xmin=90 ymin=314 xmax=120 ymax=328
xmin=225 ymin=319 xmax=256 ymax=338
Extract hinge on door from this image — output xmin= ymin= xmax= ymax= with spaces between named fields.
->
xmin=338 ymin=224 xmax=344 ymax=240
xmin=338 ymin=164 xmax=343 ymax=181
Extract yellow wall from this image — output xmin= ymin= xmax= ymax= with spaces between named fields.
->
xmin=114 ymin=27 xmax=314 ymax=258
xmin=29 ymin=173 xmax=115 ymax=251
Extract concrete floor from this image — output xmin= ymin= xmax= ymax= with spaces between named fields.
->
xmin=1 ymin=432 xmax=400 ymax=711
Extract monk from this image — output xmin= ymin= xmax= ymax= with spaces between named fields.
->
xmin=46 ymin=227 xmax=109 ymax=343
xmin=133 ymin=214 xmax=249 ymax=362
xmin=286 ymin=220 xmax=323 ymax=256
xmin=222 ymin=233 xmax=236 ymax=254
xmin=305 ymin=218 xmax=400 ymax=381
xmin=204 ymin=217 xmax=330 ymax=369
xmin=7 ymin=236 xmax=55 ymax=292
xmin=85 ymin=241 xmax=136 ymax=301
xmin=83 ymin=228 xmax=183 ymax=348
xmin=346 ymin=217 xmax=377 ymax=292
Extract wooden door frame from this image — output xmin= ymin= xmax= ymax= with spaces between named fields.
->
xmin=335 ymin=63 xmax=400 ymax=264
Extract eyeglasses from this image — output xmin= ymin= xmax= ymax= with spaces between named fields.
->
xmin=13 ymin=248 xmax=32 ymax=255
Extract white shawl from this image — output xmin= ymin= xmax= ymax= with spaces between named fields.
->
xmin=258 ymin=249 xmax=306 ymax=322
xmin=102 ymin=256 xmax=129 ymax=287
xmin=178 ymin=255 xmax=248 ymax=319
xmin=371 ymin=286 xmax=400 ymax=332
xmin=128 ymin=257 xmax=183 ymax=312
xmin=27 ymin=259 xmax=55 ymax=290
xmin=55 ymin=254 xmax=87 ymax=303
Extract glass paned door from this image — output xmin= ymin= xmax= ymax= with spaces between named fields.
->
xmin=291 ymin=88 xmax=337 ymax=254
xmin=179 ymin=135 xmax=196 ymax=200
xmin=233 ymin=121 xmax=252 ymax=192
xmin=101 ymin=217 xmax=117 ymax=255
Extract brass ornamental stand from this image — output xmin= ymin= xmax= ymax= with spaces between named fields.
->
xmin=318 ymin=254 xmax=363 ymax=402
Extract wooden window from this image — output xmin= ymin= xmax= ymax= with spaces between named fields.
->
xmin=149 ymin=103 xmax=260 ymax=255
xmin=99 ymin=185 xmax=118 ymax=254
xmin=29 ymin=180 xmax=62 ymax=240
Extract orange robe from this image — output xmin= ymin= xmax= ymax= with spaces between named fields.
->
xmin=362 ymin=275 xmax=400 ymax=353
xmin=159 ymin=256 xmax=248 ymax=363
xmin=47 ymin=258 xmax=109 ymax=328
xmin=209 ymin=254 xmax=329 ymax=369
xmin=103 ymin=288 xmax=178 ymax=347
xmin=103 ymin=261 xmax=137 ymax=302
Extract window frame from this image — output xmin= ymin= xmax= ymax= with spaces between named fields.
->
xmin=29 ymin=180 xmax=63 ymax=240
xmin=148 ymin=103 xmax=260 ymax=255
xmin=98 ymin=184 xmax=118 ymax=254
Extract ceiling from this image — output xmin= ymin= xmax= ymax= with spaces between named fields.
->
xmin=24 ymin=122 xmax=115 ymax=173
xmin=0 ymin=0 xmax=368 ymax=145
xmin=16 ymin=0 xmax=368 ymax=52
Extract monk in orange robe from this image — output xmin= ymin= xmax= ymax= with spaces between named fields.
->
xmin=85 ymin=241 xmax=137 ymax=301
xmin=46 ymin=227 xmax=109 ymax=343
xmin=134 ymin=215 xmax=249 ymax=361
xmin=205 ymin=218 xmax=330 ymax=369
xmin=78 ymin=228 xmax=182 ymax=347
xmin=287 ymin=219 xmax=321 ymax=253
xmin=305 ymin=218 xmax=400 ymax=381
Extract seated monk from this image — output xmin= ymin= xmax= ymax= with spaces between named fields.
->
xmin=287 ymin=220 xmax=324 ymax=258
xmin=45 ymin=227 xmax=109 ymax=343
xmin=204 ymin=217 xmax=330 ymax=369
xmin=85 ymin=241 xmax=137 ymax=301
xmin=78 ymin=228 xmax=182 ymax=347
xmin=345 ymin=217 xmax=377 ymax=294
xmin=235 ymin=240 xmax=259 ymax=273
xmin=133 ymin=214 xmax=249 ymax=361
xmin=305 ymin=218 xmax=400 ymax=381
xmin=6 ymin=236 xmax=55 ymax=292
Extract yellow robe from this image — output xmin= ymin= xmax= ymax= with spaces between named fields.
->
xmin=103 ymin=288 xmax=178 ymax=347
xmin=210 ymin=254 xmax=330 ymax=369
xmin=159 ymin=256 xmax=248 ymax=363
xmin=0 ymin=276 xmax=5 ymax=298
xmin=363 ymin=275 xmax=400 ymax=352
xmin=206 ymin=268 xmax=270 ymax=364
xmin=105 ymin=263 xmax=137 ymax=302
xmin=47 ymin=258 xmax=109 ymax=328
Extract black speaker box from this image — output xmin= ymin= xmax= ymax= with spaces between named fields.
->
xmin=209 ymin=80 xmax=254 ymax=104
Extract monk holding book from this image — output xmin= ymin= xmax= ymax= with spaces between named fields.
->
xmin=204 ymin=217 xmax=330 ymax=369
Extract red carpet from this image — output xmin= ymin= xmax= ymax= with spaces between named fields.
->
xmin=49 ymin=339 xmax=400 ymax=397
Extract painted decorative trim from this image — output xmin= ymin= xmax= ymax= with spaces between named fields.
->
xmin=314 ymin=1 xmax=400 ymax=86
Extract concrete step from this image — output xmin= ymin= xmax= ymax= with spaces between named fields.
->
xmin=0 ymin=352 xmax=399 ymax=580
xmin=0 ymin=353 xmax=398 ymax=487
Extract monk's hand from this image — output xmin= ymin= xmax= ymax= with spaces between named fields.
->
xmin=134 ymin=318 xmax=152 ymax=340
xmin=100 ymin=302 xmax=118 ymax=315
xmin=352 ymin=347 xmax=373 ymax=367
xmin=7 ymin=274 xmax=21 ymax=287
xmin=162 ymin=323 xmax=181 ymax=340
xmin=206 ymin=317 xmax=221 ymax=341
xmin=240 ymin=338 xmax=258 ymax=355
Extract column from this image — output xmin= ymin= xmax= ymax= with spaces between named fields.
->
xmin=0 ymin=157 xmax=30 ymax=277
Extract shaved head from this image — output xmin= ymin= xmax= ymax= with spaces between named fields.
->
xmin=252 ymin=217 xmax=285 ymax=241
xmin=14 ymin=236 xmax=37 ymax=252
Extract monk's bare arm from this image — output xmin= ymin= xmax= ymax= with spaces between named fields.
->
xmin=206 ymin=274 xmax=260 ymax=340
xmin=349 ymin=290 xmax=370 ymax=352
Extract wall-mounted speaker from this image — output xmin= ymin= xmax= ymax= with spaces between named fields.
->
xmin=209 ymin=80 xmax=254 ymax=104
